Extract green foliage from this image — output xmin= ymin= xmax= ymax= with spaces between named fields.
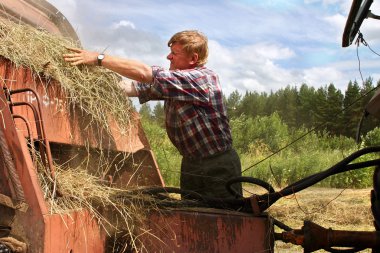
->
xmin=152 ymin=102 xmax=165 ymax=126
xmin=141 ymin=111 xmax=374 ymax=189
xmin=239 ymin=124 xmax=360 ymax=188
xmin=231 ymin=112 xmax=289 ymax=153
xmin=363 ymin=127 xmax=380 ymax=147
xmin=141 ymin=117 xmax=181 ymax=186
xmin=139 ymin=103 xmax=152 ymax=120
xmin=228 ymin=79 xmax=378 ymax=139
xmin=139 ymin=78 xmax=380 ymax=189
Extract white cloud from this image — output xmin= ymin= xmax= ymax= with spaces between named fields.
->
xmin=44 ymin=0 xmax=380 ymax=99
xmin=111 ymin=20 xmax=136 ymax=30
xmin=208 ymin=41 xmax=298 ymax=95
xmin=240 ymin=43 xmax=295 ymax=61
xmin=302 ymin=67 xmax=343 ymax=87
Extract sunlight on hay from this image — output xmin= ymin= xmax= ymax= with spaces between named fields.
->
xmin=0 ymin=18 xmax=134 ymax=135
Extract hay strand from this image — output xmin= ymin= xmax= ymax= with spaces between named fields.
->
xmin=0 ymin=18 xmax=134 ymax=134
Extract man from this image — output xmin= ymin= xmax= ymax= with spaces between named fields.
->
xmin=63 ymin=30 xmax=242 ymax=199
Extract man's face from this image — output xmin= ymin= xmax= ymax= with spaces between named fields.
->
xmin=167 ymin=43 xmax=197 ymax=70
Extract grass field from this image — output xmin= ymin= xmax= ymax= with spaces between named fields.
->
xmin=263 ymin=187 xmax=374 ymax=252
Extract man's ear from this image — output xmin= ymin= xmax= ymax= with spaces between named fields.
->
xmin=189 ymin=53 xmax=199 ymax=65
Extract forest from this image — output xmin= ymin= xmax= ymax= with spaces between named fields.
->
xmin=139 ymin=77 xmax=380 ymax=189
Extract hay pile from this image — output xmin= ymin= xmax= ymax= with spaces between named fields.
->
xmin=0 ymin=18 xmax=161 ymax=251
xmin=0 ymin=18 xmax=134 ymax=134
xmin=37 ymin=158 xmax=160 ymax=252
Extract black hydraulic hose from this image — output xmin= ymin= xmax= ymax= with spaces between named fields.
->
xmin=257 ymin=146 xmax=380 ymax=212
xmin=117 ymin=147 xmax=380 ymax=213
xmin=273 ymin=218 xmax=293 ymax=231
xmin=355 ymin=110 xmax=368 ymax=144
xmin=122 ymin=186 xmax=251 ymax=211
xmin=226 ymin=176 xmax=276 ymax=198
xmin=282 ymin=158 xmax=380 ymax=192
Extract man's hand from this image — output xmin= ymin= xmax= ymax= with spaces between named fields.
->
xmin=63 ymin=47 xmax=153 ymax=84
xmin=63 ymin=47 xmax=99 ymax=66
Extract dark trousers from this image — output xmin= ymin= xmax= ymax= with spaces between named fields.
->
xmin=180 ymin=149 xmax=242 ymax=199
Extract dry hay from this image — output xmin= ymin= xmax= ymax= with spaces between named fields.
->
xmin=37 ymin=155 xmax=164 ymax=252
xmin=0 ymin=18 xmax=164 ymax=251
xmin=267 ymin=187 xmax=374 ymax=231
xmin=0 ymin=18 xmax=134 ymax=134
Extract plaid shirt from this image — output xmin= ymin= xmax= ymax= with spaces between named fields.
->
xmin=135 ymin=66 xmax=232 ymax=158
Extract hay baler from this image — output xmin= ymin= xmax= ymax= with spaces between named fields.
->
xmin=3 ymin=1 xmax=380 ymax=253
xmin=0 ymin=1 xmax=274 ymax=252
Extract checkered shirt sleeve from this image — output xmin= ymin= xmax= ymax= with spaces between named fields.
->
xmin=134 ymin=66 xmax=232 ymax=158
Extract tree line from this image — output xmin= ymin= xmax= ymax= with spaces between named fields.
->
xmin=139 ymin=77 xmax=380 ymax=188
xmin=140 ymin=77 xmax=380 ymax=139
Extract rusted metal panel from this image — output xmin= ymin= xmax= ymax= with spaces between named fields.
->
xmin=44 ymin=211 xmax=106 ymax=253
xmin=0 ymin=52 xmax=163 ymax=252
xmin=0 ymin=94 xmax=107 ymax=253
xmin=140 ymin=210 xmax=274 ymax=253
xmin=0 ymin=90 xmax=47 ymax=252
xmin=0 ymin=57 xmax=153 ymax=154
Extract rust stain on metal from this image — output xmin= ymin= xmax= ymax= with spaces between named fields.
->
xmin=141 ymin=210 xmax=274 ymax=253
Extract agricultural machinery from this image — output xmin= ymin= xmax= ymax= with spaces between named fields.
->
xmin=0 ymin=0 xmax=380 ymax=252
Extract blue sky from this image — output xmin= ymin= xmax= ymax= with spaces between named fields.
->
xmin=47 ymin=0 xmax=380 ymax=97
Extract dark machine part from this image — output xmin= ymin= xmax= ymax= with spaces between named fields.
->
xmin=276 ymin=221 xmax=380 ymax=253
xmin=342 ymin=0 xmax=380 ymax=142
xmin=365 ymin=89 xmax=380 ymax=118
xmin=342 ymin=0 xmax=380 ymax=47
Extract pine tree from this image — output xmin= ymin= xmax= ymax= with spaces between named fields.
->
xmin=298 ymin=84 xmax=317 ymax=129
xmin=153 ymin=102 xmax=165 ymax=127
xmin=342 ymin=80 xmax=362 ymax=138
xmin=139 ymin=103 xmax=152 ymax=121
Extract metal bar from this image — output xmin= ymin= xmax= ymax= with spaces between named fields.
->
xmin=12 ymin=114 xmax=36 ymax=165
xmin=9 ymin=88 xmax=55 ymax=178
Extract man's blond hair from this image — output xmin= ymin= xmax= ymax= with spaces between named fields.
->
xmin=168 ymin=30 xmax=209 ymax=66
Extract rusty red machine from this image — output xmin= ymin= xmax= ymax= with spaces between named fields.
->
xmin=0 ymin=1 xmax=273 ymax=252
xmin=0 ymin=0 xmax=380 ymax=252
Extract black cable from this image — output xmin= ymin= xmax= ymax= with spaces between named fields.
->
xmin=273 ymin=218 xmax=293 ymax=232
xmin=356 ymin=32 xmax=365 ymax=85
xmin=121 ymin=147 xmax=380 ymax=213
xmin=226 ymin=176 xmax=275 ymax=198
xmin=242 ymin=31 xmax=380 ymax=174
xmin=257 ymin=146 xmax=380 ymax=212
xmin=367 ymin=44 xmax=380 ymax=56
xmin=121 ymin=186 xmax=252 ymax=211
xmin=120 ymin=147 xmax=380 ymax=214
xmin=242 ymin=84 xmax=379 ymax=174
xmin=355 ymin=110 xmax=369 ymax=143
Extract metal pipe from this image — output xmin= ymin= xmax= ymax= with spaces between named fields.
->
xmin=9 ymin=88 xmax=55 ymax=177
xmin=12 ymin=114 xmax=36 ymax=165
xmin=276 ymin=221 xmax=380 ymax=252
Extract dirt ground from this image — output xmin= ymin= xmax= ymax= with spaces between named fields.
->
xmin=258 ymin=187 xmax=375 ymax=252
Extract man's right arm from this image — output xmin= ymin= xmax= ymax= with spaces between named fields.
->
xmin=63 ymin=47 xmax=153 ymax=84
